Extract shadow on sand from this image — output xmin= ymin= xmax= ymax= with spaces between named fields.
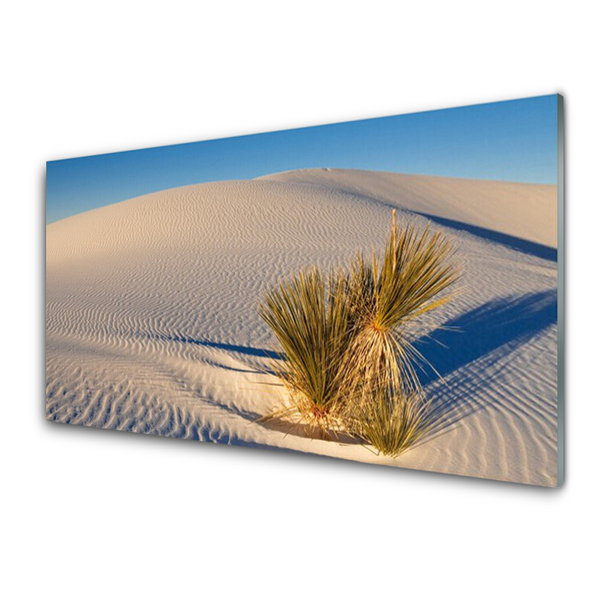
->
xmin=155 ymin=335 xmax=283 ymax=360
xmin=414 ymin=289 xmax=557 ymax=439
xmin=169 ymin=290 xmax=557 ymax=446
xmin=200 ymin=395 xmax=361 ymax=445
xmin=152 ymin=333 xmax=354 ymax=442
xmin=416 ymin=212 xmax=557 ymax=262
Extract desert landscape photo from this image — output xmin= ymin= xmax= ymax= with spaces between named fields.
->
xmin=46 ymin=96 xmax=561 ymax=486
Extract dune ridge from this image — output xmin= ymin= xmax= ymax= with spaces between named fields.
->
xmin=259 ymin=168 xmax=557 ymax=248
xmin=46 ymin=169 xmax=558 ymax=485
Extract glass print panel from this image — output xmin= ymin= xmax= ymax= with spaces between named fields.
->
xmin=46 ymin=95 xmax=563 ymax=486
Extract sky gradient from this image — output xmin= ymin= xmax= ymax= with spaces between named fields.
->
xmin=46 ymin=95 xmax=558 ymax=224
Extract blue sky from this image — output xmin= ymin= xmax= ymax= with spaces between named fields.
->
xmin=46 ymin=95 xmax=558 ymax=223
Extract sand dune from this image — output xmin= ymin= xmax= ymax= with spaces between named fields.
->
xmin=260 ymin=168 xmax=557 ymax=248
xmin=46 ymin=169 xmax=558 ymax=486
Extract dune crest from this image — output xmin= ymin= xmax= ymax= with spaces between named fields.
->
xmin=259 ymin=168 xmax=557 ymax=248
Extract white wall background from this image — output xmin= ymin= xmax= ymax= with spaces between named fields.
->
xmin=2 ymin=1 xmax=597 ymax=598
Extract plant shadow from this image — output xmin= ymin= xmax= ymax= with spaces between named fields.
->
xmin=415 ymin=212 xmax=557 ymax=262
xmin=199 ymin=395 xmax=361 ymax=445
xmin=157 ymin=335 xmax=283 ymax=360
xmin=170 ymin=290 xmax=557 ymax=448
xmin=157 ymin=334 xmax=359 ymax=444
xmin=414 ymin=289 xmax=557 ymax=439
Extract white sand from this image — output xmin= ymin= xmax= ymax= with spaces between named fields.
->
xmin=46 ymin=169 xmax=558 ymax=486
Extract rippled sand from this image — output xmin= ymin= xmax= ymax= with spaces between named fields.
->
xmin=46 ymin=169 xmax=558 ymax=486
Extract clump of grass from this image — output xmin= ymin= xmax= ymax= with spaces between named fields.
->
xmin=346 ymin=388 xmax=432 ymax=458
xmin=257 ymin=267 xmax=357 ymax=430
xmin=258 ymin=211 xmax=460 ymax=455
xmin=347 ymin=211 xmax=459 ymax=393
xmin=339 ymin=211 xmax=460 ymax=454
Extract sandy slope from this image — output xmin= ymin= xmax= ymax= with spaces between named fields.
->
xmin=46 ymin=169 xmax=558 ymax=486
xmin=261 ymin=168 xmax=557 ymax=247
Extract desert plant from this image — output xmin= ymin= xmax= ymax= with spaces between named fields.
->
xmin=257 ymin=267 xmax=358 ymax=429
xmin=345 ymin=211 xmax=459 ymax=396
xmin=259 ymin=210 xmax=460 ymax=454
xmin=346 ymin=387 xmax=432 ymax=457
xmin=337 ymin=211 xmax=460 ymax=454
